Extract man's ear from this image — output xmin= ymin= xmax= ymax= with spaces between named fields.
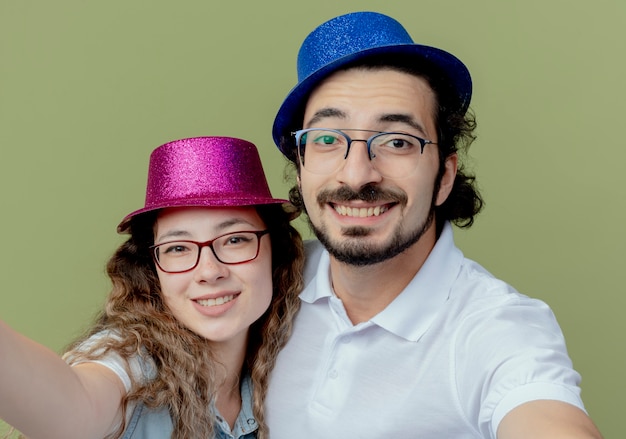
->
xmin=435 ymin=153 xmax=458 ymax=206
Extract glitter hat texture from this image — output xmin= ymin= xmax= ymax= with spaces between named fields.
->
xmin=117 ymin=136 xmax=293 ymax=233
xmin=272 ymin=11 xmax=472 ymax=159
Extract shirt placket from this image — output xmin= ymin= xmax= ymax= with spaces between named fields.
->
xmin=310 ymin=296 xmax=370 ymax=418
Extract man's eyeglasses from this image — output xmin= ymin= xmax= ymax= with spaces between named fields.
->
xmin=293 ymin=128 xmax=437 ymax=179
xmin=151 ymin=230 xmax=269 ymax=273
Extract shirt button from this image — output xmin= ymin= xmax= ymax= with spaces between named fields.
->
xmin=328 ymin=369 xmax=338 ymax=379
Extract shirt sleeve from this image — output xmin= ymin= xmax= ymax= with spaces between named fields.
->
xmin=454 ymin=294 xmax=585 ymax=439
xmin=64 ymin=330 xmax=156 ymax=393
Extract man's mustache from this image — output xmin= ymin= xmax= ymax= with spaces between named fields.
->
xmin=317 ymin=184 xmax=407 ymax=205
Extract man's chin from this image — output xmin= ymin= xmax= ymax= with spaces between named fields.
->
xmin=314 ymin=229 xmax=402 ymax=266
xmin=310 ymin=209 xmax=435 ymax=267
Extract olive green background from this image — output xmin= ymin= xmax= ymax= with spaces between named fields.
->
xmin=1 ymin=1 xmax=623 ymax=437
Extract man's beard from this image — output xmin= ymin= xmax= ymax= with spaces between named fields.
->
xmin=307 ymin=183 xmax=437 ymax=266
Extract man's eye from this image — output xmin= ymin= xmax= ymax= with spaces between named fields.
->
xmin=313 ymin=135 xmax=339 ymax=145
xmin=377 ymin=135 xmax=418 ymax=151
xmin=388 ymin=138 xmax=411 ymax=148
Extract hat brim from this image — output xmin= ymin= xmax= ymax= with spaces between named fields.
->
xmin=272 ymin=43 xmax=472 ymax=159
xmin=117 ymin=197 xmax=298 ymax=233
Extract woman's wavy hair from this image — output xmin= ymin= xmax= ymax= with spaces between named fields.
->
xmin=281 ymin=53 xmax=484 ymax=233
xmin=63 ymin=205 xmax=303 ymax=439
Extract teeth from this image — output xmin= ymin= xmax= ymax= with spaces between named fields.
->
xmin=196 ymin=295 xmax=234 ymax=307
xmin=334 ymin=205 xmax=387 ymax=217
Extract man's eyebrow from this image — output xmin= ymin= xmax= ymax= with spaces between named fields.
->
xmin=306 ymin=110 xmax=430 ymax=136
xmin=305 ymin=108 xmax=346 ymax=127
xmin=379 ymin=114 xmax=428 ymax=136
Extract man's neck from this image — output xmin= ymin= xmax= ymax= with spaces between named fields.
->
xmin=328 ymin=231 xmax=437 ymax=324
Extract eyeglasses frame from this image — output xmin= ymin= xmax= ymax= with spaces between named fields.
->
xmin=292 ymin=128 xmax=437 ymax=172
xmin=150 ymin=229 xmax=270 ymax=273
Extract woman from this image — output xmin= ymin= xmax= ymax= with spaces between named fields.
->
xmin=0 ymin=136 xmax=304 ymax=439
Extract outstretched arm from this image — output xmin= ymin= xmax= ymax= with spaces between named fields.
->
xmin=0 ymin=320 xmax=126 ymax=439
xmin=497 ymin=400 xmax=603 ymax=439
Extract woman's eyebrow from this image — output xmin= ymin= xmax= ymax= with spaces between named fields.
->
xmin=155 ymin=229 xmax=191 ymax=242
xmin=156 ymin=218 xmax=257 ymax=242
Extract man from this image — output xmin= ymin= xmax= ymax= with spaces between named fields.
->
xmin=265 ymin=11 xmax=602 ymax=439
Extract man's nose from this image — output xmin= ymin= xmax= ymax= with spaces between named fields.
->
xmin=336 ymin=139 xmax=383 ymax=188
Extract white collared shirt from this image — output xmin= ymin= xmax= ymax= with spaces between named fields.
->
xmin=266 ymin=223 xmax=585 ymax=439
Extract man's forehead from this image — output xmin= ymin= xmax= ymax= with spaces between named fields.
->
xmin=302 ymin=69 xmax=437 ymax=134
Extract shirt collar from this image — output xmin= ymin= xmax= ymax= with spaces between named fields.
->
xmin=214 ymin=374 xmax=258 ymax=437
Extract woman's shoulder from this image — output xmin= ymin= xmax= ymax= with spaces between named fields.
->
xmin=64 ymin=329 xmax=157 ymax=391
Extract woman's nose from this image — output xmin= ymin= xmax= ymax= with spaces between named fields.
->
xmin=193 ymin=247 xmax=229 ymax=282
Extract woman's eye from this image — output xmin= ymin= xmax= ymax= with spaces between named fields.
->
xmin=224 ymin=235 xmax=252 ymax=246
xmin=163 ymin=244 xmax=190 ymax=254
